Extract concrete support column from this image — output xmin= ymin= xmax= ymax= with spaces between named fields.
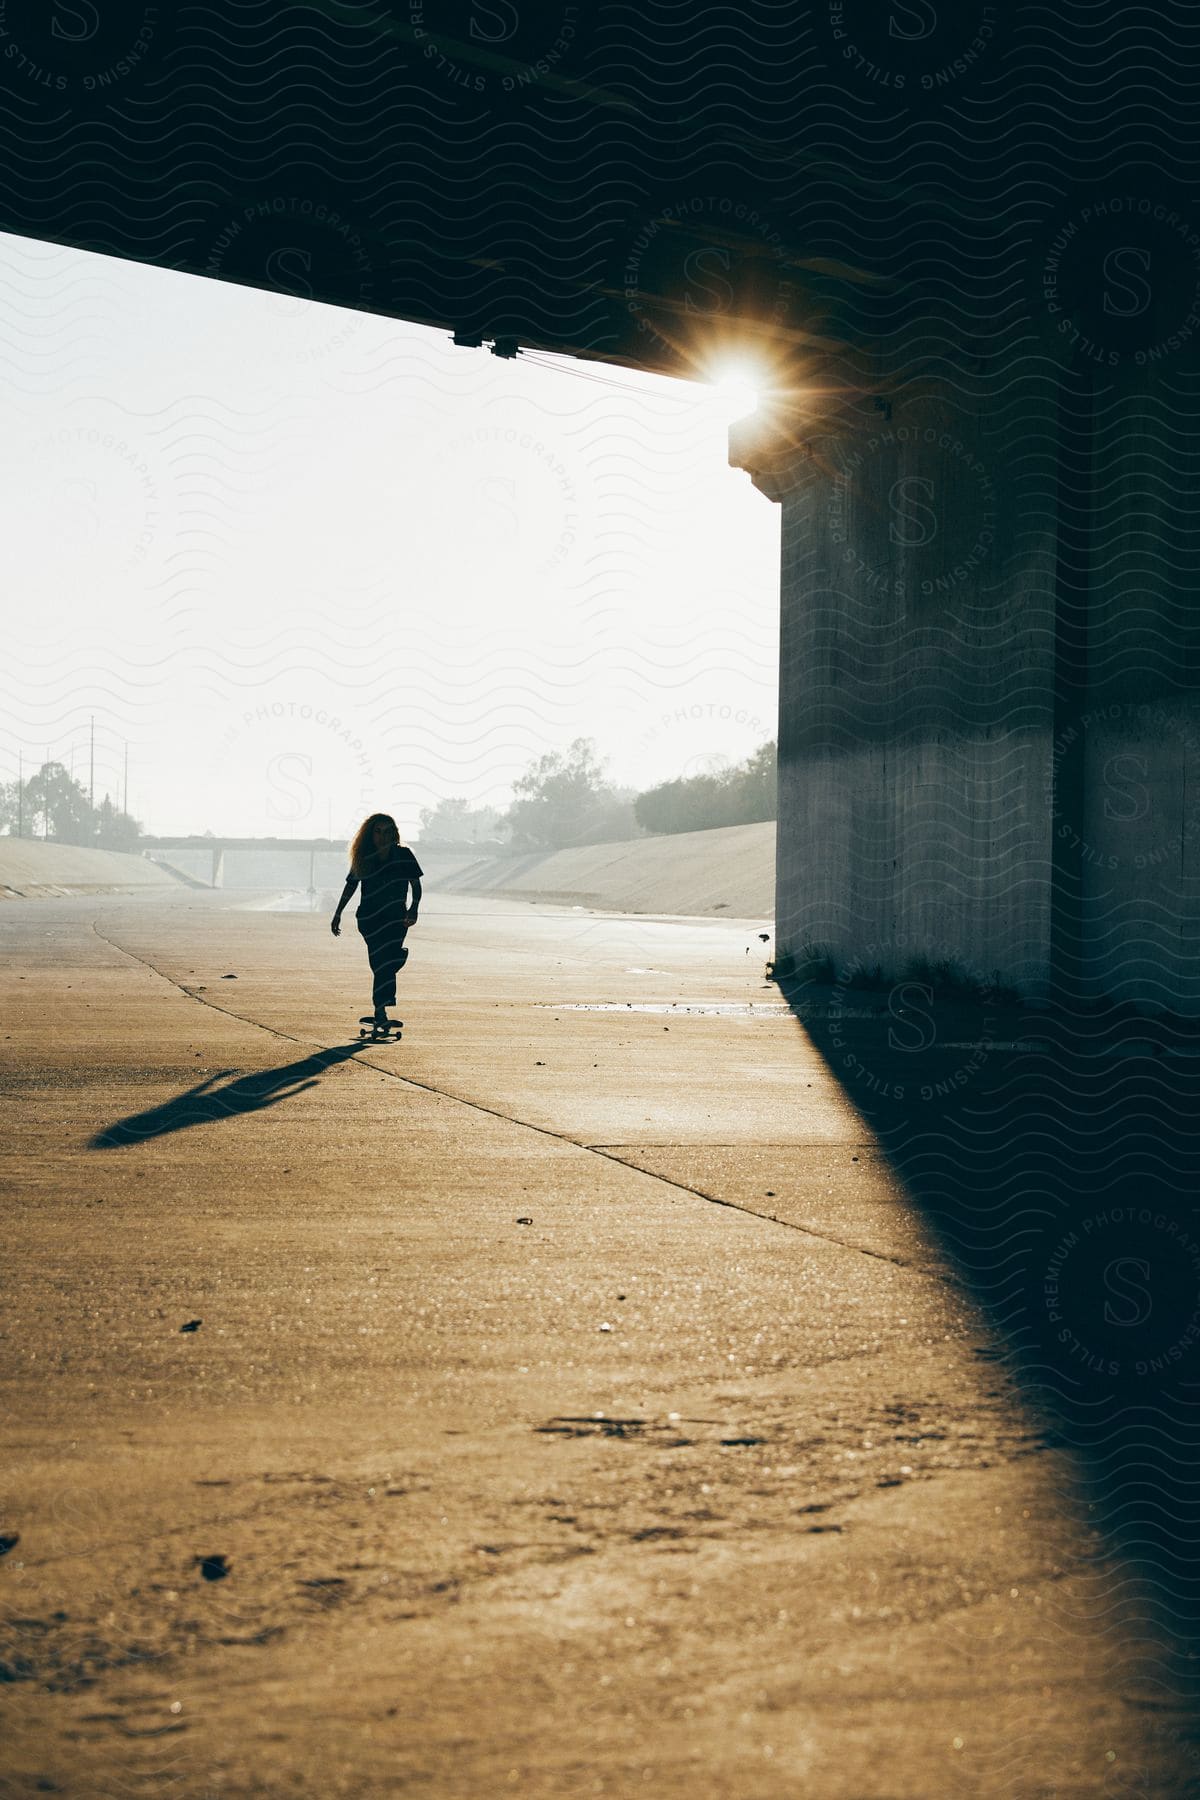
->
xmin=1050 ymin=351 xmax=1200 ymax=1012
xmin=733 ymin=368 xmax=1061 ymax=1000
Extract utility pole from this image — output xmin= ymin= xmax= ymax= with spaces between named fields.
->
xmin=89 ymin=716 xmax=95 ymax=813
xmin=16 ymin=749 xmax=22 ymax=838
xmin=123 ymin=741 xmax=128 ymax=816
xmin=44 ymin=747 xmax=49 ymax=838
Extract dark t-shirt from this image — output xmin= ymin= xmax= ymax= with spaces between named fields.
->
xmin=348 ymin=846 xmax=423 ymax=937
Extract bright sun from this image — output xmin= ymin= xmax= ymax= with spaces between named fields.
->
xmin=712 ymin=368 xmax=760 ymax=417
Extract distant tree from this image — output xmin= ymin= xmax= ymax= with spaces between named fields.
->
xmin=418 ymin=796 xmax=504 ymax=846
xmin=635 ymin=774 xmax=724 ymax=835
xmin=736 ymin=738 xmax=777 ymax=823
xmin=22 ymin=762 xmax=94 ymax=843
xmin=503 ymin=738 xmax=631 ymax=851
xmin=4 ymin=763 xmax=142 ymax=848
xmin=94 ymin=792 xmax=143 ymax=851
xmin=576 ymin=786 xmax=640 ymax=845
xmin=634 ymin=739 xmax=777 ymax=835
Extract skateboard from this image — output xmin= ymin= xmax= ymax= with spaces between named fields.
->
xmin=359 ymin=1015 xmax=403 ymax=1041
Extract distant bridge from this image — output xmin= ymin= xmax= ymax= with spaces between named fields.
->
xmin=142 ymin=837 xmax=348 ymax=890
xmin=142 ymin=836 xmax=343 ymax=852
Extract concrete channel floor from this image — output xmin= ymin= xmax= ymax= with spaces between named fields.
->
xmin=1 ymin=889 xmax=1196 ymax=1798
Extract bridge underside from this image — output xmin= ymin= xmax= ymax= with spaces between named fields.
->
xmin=5 ymin=2 xmax=1198 ymax=1008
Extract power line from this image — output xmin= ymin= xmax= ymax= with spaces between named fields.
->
xmin=516 ymin=350 xmax=698 ymax=405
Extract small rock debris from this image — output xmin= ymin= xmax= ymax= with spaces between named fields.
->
xmin=0 ymin=1533 xmax=19 ymax=1557
xmin=197 ymin=1554 xmax=229 ymax=1581
xmin=180 ymin=1319 xmax=202 ymax=1333
xmin=516 ymin=1216 xmax=533 ymax=1226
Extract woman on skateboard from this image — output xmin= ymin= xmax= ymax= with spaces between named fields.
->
xmin=331 ymin=814 xmax=423 ymax=1032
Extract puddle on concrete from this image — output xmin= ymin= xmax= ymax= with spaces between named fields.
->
xmin=535 ymin=1005 xmax=1059 ymax=1043
xmin=536 ymin=1001 xmax=793 ymax=1016
xmin=236 ymin=892 xmax=327 ymax=913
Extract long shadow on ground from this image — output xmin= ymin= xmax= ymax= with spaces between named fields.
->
xmin=786 ymin=979 xmax=1200 ymax=1714
xmin=91 ymin=1044 xmax=365 ymax=1147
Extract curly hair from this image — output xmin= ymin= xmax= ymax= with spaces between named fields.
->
xmin=348 ymin=813 xmax=402 ymax=877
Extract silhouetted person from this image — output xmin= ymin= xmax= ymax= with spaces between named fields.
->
xmin=331 ymin=813 xmax=422 ymax=1027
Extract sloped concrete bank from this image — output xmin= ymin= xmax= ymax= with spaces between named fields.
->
xmin=0 ymin=824 xmax=776 ymax=916
xmin=426 ymin=819 xmax=775 ymax=918
xmin=0 ymin=839 xmax=177 ymax=898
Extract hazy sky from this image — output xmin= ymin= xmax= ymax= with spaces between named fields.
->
xmin=0 ymin=231 xmax=779 ymax=841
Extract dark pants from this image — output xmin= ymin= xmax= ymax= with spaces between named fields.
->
xmin=361 ymin=929 xmax=408 ymax=1010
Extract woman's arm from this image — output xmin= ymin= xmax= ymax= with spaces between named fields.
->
xmin=330 ymin=873 xmax=358 ymax=936
xmin=407 ymin=876 xmax=422 ymax=926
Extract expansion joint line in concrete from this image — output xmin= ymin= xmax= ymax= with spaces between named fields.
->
xmin=582 ymin=1146 xmax=912 ymax=1268
xmin=87 ymin=917 xmax=918 ymax=1274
